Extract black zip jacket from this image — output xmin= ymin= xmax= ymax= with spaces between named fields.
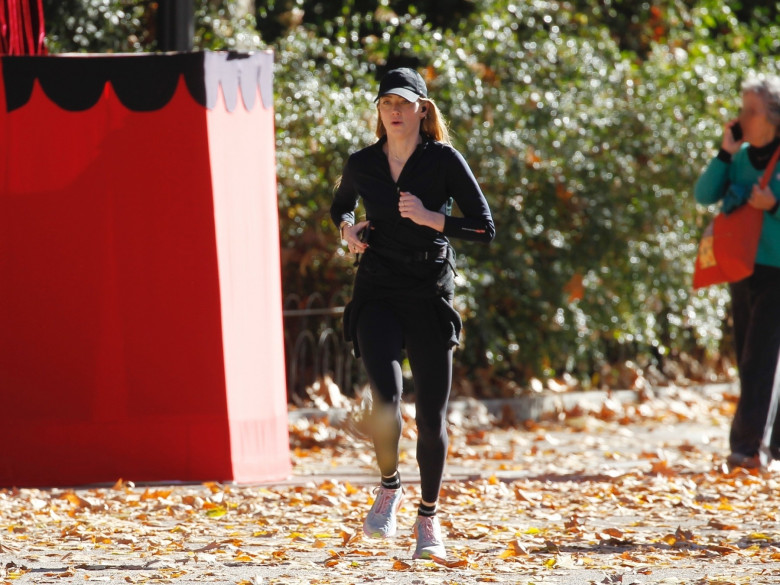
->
xmin=330 ymin=135 xmax=495 ymax=249
xmin=330 ymin=135 xmax=495 ymax=357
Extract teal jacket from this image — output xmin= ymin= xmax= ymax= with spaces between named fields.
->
xmin=694 ymin=143 xmax=780 ymax=268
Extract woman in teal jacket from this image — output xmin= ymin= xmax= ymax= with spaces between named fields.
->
xmin=694 ymin=73 xmax=780 ymax=469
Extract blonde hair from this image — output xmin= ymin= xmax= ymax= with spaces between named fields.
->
xmin=375 ymin=97 xmax=451 ymax=144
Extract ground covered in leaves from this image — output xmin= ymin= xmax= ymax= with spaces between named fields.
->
xmin=2 ymin=385 xmax=780 ymax=585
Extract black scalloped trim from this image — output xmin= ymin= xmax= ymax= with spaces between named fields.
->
xmin=2 ymin=51 xmax=273 ymax=113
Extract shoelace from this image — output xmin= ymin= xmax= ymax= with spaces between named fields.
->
xmin=417 ymin=517 xmax=439 ymax=542
xmin=372 ymin=488 xmax=396 ymax=515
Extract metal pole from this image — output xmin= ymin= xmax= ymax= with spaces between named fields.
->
xmin=157 ymin=0 xmax=194 ymax=52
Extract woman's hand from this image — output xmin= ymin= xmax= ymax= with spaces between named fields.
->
xmin=722 ymin=119 xmax=744 ymax=154
xmin=399 ymin=191 xmax=445 ymax=231
xmin=343 ymin=220 xmax=370 ymax=254
xmin=748 ymin=183 xmax=778 ymax=211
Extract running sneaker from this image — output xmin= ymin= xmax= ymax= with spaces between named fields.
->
xmin=362 ymin=486 xmax=404 ymax=538
xmin=412 ymin=515 xmax=446 ymax=559
xmin=726 ymin=452 xmax=759 ymax=470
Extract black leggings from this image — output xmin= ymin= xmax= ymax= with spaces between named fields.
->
xmin=729 ymin=264 xmax=780 ymax=456
xmin=356 ymin=299 xmax=453 ymax=504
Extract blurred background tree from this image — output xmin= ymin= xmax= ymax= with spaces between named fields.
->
xmin=42 ymin=0 xmax=262 ymax=52
xmin=39 ymin=0 xmax=780 ymax=395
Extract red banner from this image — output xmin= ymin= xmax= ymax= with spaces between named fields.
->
xmin=0 ymin=52 xmax=290 ymax=487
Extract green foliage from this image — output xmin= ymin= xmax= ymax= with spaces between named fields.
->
xmin=42 ymin=0 xmax=153 ymax=52
xmin=193 ymin=1 xmax=263 ymax=50
xmin=40 ymin=0 xmax=780 ymax=393
xmin=271 ymin=0 xmax=779 ymax=393
xmin=42 ymin=0 xmax=262 ymax=53
xmin=254 ymin=0 xmax=476 ymax=41
xmin=274 ymin=17 xmax=378 ymax=298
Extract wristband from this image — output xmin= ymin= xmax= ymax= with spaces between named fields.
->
xmin=339 ymin=221 xmax=352 ymax=240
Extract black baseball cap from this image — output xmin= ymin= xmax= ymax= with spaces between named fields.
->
xmin=375 ymin=68 xmax=428 ymax=102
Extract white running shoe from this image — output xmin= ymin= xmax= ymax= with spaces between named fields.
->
xmin=412 ymin=515 xmax=446 ymax=559
xmin=362 ymin=486 xmax=403 ymax=538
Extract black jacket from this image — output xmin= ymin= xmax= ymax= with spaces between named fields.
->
xmin=330 ymin=135 xmax=495 ymax=356
xmin=331 ymin=135 xmax=495 ymax=249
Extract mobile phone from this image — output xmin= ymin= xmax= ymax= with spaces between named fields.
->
xmin=353 ymin=222 xmax=371 ymax=266
xmin=358 ymin=222 xmax=371 ymax=243
xmin=731 ymin=121 xmax=743 ymax=141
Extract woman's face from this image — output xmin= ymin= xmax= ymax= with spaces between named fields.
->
xmin=378 ymin=94 xmax=425 ymax=138
xmin=740 ymin=91 xmax=776 ymax=146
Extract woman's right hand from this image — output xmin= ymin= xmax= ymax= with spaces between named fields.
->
xmin=343 ymin=220 xmax=370 ymax=255
xmin=722 ymin=118 xmax=744 ymax=154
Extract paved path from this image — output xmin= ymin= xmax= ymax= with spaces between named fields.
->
xmin=4 ymin=383 xmax=780 ymax=584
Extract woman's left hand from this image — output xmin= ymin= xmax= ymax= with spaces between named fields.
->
xmin=399 ymin=191 xmax=445 ymax=231
xmin=749 ymin=184 xmax=778 ymax=210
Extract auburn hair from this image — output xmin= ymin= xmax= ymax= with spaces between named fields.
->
xmin=375 ymin=97 xmax=451 ymax=144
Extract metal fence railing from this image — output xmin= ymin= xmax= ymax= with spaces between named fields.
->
xmin=282 ymin=292 xmax=365 ymax=402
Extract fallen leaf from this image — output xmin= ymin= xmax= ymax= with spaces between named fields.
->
xmin=499 ymin=539 xmax=529 ymax=559
xmin=430 ymin=555 xmax=468 ymax=568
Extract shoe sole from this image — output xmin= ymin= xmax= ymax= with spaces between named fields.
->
xmin=726 ymin=454 xmax=759 ymax=469
xmin=363 ymin=528 xmax=396 ymax=539
xmin=413 ymin=550 xmax=446 ymax=560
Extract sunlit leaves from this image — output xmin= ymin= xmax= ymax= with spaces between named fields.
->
xmin=271 ymin=0 xmax=780 ymax=394
xmin=3 ymin=387 xmax=780 ymax=582
xmin=42 ymin=0 xmax=262 ymax=53
xmin=39 ymin=1 xmax=780 ymax=393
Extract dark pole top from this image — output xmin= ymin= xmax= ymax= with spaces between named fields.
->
xmin=157 ymin=0 xmax=194 ymax=52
